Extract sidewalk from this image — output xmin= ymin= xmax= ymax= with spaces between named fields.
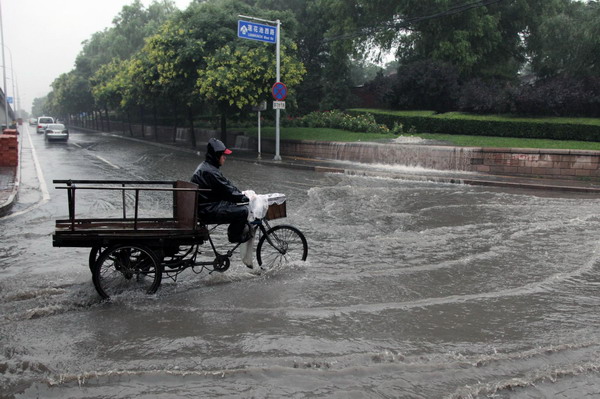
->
xmin=0 ymin=165 xmax=18 ymax=216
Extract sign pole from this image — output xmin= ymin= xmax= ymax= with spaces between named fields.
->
xmin=238 ymin=15 xmax=282 ymax=160
xmin=257 ymin=110 xmax=261 ymax=159
xmin=274 ymin=19 xmax=281 ymax=161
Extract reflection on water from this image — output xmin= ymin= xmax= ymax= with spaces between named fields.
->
xmin=2 ymin=153 xmax=600 ymax=398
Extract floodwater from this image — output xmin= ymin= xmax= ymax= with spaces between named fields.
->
xmin=2 ymin=128 xmax=600 ymax=398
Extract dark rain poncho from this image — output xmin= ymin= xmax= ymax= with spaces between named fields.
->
xmin=191 ymin=139 xmax=248 ymax=241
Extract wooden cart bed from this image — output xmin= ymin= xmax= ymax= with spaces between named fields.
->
xmin=52 ymin=180 xmax=209 ymax=248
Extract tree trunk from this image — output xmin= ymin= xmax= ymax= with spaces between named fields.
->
xmin=140 ymin=106 xmax=146 ymax=138
xmin=127 ymin=110 xmax=134 ymax=137
xmin=153 ymin=103 xmax=159 ymax=140
xmin=219 ymin=102 xmax=227 ymax=146
xmin=188 ymin=105 xmax=197 ymax=148
xmin=97 ymin=110 xmax=104 ymax=132
xmin=172 ymin=102 xmax=178 ymax=143
xmin=105 ymin=107 xmax=110 ymax=132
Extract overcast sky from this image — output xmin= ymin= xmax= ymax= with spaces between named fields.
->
xmin=1 ymin=0 xmax=193 ymax=115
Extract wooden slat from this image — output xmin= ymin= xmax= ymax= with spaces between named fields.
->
xmin=175 ymin=180 xmax=198 ymax=230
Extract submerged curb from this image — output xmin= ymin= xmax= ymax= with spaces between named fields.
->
xmin=103 ymin=132 xmax=600 ymax=193
xmin=0 ymin=176 xmax=18 ymax=216
xmin=281 ymin=161 xmax=600 ymax=193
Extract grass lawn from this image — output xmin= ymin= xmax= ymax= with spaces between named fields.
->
xmin=353 ymin=109 xmax=600 ymax=127
xmin=244 ymin=126 xmax=600 ymax=151
xmin=415 ymin=133 xmax=600 ymax=150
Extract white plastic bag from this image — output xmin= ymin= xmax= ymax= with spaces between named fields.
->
xmin=243 ymin=190 xmax=269 ymax=221
xmin=239 ymin=191 xmax=286 ymax=270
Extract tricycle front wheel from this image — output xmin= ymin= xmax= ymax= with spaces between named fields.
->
xmin=92 ymin=244 xmax=163 ymax=300
xmin=256 ymin=225 xmax=308 ymax=269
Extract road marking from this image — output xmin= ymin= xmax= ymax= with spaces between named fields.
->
xmin=26 ymin=127 xmax=50 ymax=201
xmin=94 ymin=155 xmax=121 ymax=169
xmin=72 ymin=142 xmax=120 ymax=169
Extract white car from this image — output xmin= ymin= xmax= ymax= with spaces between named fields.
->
xmin=44 ymin=123 xmax=69 ymax=141
xmin=37 ymin=116 xmax=54 ymax=134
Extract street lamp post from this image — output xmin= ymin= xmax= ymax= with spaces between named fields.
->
xmin=3 ymin=46 xmax=17 ymax=118
xmin=0 ymin=0 xmax=9 ymax=127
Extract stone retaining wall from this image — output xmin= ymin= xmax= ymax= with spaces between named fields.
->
xmin=471 ymin=148 xmax=600 ymax=179
xmin=258 ymin=139 xmax=600 ymax=180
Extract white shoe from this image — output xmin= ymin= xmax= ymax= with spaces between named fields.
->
xmin=240 ymin=226 xmax=257 ymax=267
xmin=247 ymin=266 xmax=262 ymax=275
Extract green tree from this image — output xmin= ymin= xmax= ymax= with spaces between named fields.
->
xmin=245 ymin=0 xmax=357 ymax=112
xmin=324 ymin=0 xmax=539 ymax=81
xmin=47 ymin=71 xmax=94 ymax=121
xmin=46 ymin=0 xmax=178 ymax=122
xmin=140 ymin=15 xmax=209 ymax=146
xmin=527 ymin=0 xmax=600 ymax=78
xmin=144 ymin=0 xmax=305 ymax=144
xmin=90 ymin=59 xmax=129 ymax=130
xmin=31 ymin=96 xmax=48 ymax=118
xmin=77 ymin=0 xmax=178 ymax=74
xmin=197 ymin=42 xmax=305 ymax=135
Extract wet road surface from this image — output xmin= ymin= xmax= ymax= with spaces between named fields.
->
xmin=2 ymin=126 xmax=600 ymax=398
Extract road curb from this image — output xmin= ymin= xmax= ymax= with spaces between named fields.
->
xmin=99 ymin=131 xmax=600 ymax=193
xmin=0 ymin=128 xmax=22 ymax=217
xmin=0 ymin=177 xmax=18 ymax=216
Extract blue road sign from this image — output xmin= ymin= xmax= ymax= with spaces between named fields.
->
xmin=238 ymin=20 xmax=277 ymax=44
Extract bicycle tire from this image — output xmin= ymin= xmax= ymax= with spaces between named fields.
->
xmin=256 ymin=224 xmax=308 ymax=268
xmin=92 ymin=244 xmax=163 ymax=300
xmin=88 ymin=246 xmax=103 ymax=272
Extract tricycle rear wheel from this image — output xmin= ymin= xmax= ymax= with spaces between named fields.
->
xmin=92 ymin=244 xmax=163 ymax=300
xmin=88 ymin=246 xmax=104 ymax=272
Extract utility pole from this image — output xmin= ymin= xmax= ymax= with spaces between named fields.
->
xmin=0 ymin=0 xmax=8 ymax=128
xmin=5 ymin=46 xmax=16 ymax=118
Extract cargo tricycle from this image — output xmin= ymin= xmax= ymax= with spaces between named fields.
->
xmin=52 ymin=180 xmax=308 ymax=300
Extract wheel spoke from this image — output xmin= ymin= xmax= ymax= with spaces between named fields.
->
xmin=92 ymin=245 xmax=162 ymax=299
xmin=257 ymin=225 xmax=308 ymax=268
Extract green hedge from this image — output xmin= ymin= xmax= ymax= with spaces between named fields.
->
xmin=347 ymin=109 xmax=600 ymax=142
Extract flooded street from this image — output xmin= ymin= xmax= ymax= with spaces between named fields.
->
xmin=2 ymin=127 xmax=600 ymax=398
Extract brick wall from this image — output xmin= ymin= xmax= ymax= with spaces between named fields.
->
xmin=0 ymin=133 xmax=18 ymax=167
xmin=471 ymin=148 xmax=600 ymax=179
